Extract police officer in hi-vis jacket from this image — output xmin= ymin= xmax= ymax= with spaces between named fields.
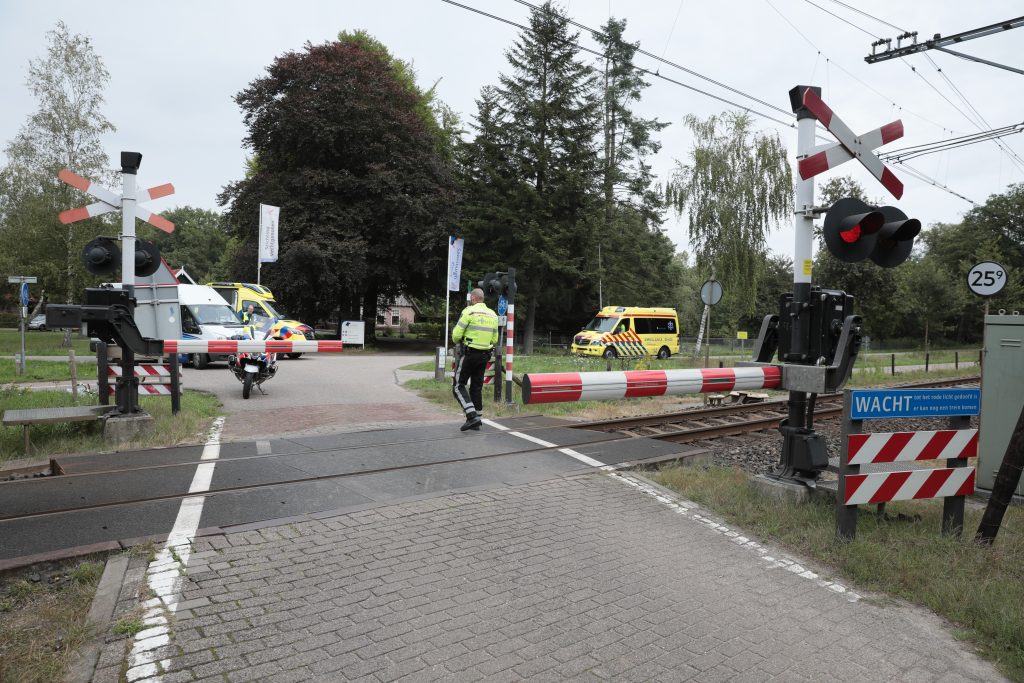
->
xmin=451 ymin=288 xmax=499 ymax=431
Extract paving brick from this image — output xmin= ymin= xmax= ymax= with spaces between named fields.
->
xmin=105 ymin=475 xmax=1007 ymax=683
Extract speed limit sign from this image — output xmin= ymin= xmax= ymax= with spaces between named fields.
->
xmin=967 ymin=261 xmax=1007 ymax=297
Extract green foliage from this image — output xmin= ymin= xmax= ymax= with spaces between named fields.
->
xmin=0 ymin=22 xmax=115 ymax=305
xmin=220 ymin=33 xmax=458 ymax=328
xmin=146 ymin=206 xmax=230 ymax=283
xmin=669 ymin=112 xmax=792 ymax=316
xmin=112 ymin=616 xmax=144 ymax=636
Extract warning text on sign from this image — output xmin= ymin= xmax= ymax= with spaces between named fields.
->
xmin=850 ymin=388 xmax=980 ymax=420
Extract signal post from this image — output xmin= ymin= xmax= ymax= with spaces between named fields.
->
xmin=750 ymin=86 xmax=920 ymax=486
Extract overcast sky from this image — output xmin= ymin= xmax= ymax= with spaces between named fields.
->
xmin=2 ymin=1 xmax=1022 ymax=262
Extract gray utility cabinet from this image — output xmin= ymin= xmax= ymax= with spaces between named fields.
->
xmin=978 ymin=314 xmax=1024 ymax=495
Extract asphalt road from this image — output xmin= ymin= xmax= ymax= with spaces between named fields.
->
xmin=181 ymin=352 xmax=456 ymax=441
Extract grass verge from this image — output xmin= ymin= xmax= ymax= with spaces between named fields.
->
xmin=0 ymin=388 xmax=222 ymax=462
xmin=0 ymin=330 xmax=92 ymax=356
xmin=651 ymin=465 xmax=1024 ymax=682
xmin=0 ymin=359 xmax=77 ymax=384
xmin=0 ymin=555 xmax=107 ymax=683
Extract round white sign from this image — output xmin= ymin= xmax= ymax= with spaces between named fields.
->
xmin=966 ymin=261 xmax=1007 ymax=297
xmin=700 ymin=279 xmax=723 ymax=306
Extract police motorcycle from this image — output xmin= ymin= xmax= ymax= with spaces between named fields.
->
xmin=228 ymin=314 xmax=288 ymax=399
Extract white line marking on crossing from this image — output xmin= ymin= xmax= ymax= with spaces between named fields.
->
xmin=126 ymin=416 xmax=225 ymax=682
xmin=256 ymin=439 xmax=272 ymax=455
xmin=487 ymin=417 xmax=858 ymax=602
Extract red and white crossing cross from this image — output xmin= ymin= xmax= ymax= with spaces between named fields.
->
xmin=57 ymin=169 xmax=176 ymax=233
xmin=799 ymin=89 xmax=905 ymax=199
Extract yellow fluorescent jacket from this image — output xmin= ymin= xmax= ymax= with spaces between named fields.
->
xmin=452 ymin=302 xmax=499 ymax=350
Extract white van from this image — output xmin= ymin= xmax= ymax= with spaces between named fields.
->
xmin=178 ymin=284 xmax=245 ymax=368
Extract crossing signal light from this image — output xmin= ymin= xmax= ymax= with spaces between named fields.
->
xmin=81 ymin=237 xmax=120 ymax=275
xmin=134 ymin=239 xmax=161 ymax=277
xmin=823 ymin=198 xmax=920 ymax=267
xmin=81 ymin=237 xmax=163 ymax=277
xmin=478 ymin=270 xmax=518 ymax=298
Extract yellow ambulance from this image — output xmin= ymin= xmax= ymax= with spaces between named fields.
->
xmin=206 ymin=282 xmax=315 ymax=358
xmin=570 ymin=306 xmax=680 ymax=359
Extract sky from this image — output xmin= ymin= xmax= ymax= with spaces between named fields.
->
xmin=1 ymin=0 xmax=1022 ymax=264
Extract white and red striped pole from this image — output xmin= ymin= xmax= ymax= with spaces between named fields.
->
xmin=521 ymin=366 xmax=781 ymax=405
xmin=504 ymin=302 xmax=514 ymax=403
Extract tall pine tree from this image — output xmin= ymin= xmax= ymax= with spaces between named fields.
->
xmin=474 ymin=2 xmax=602 ymax=352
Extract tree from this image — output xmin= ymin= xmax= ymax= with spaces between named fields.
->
xmin=0 ymin=22 xmax=115 ymax=303
xmin=460 ymin=2 xmax=602 ymax=352
xmin=147 ymin=207 xmax=231 ymax=283
xmin=594 ymin=17 xmax=668 ymax=226
xmin=668 ymin=113 xmax=792 ymax=317
xmin=219 ymin=31 xmax=458 ymax=331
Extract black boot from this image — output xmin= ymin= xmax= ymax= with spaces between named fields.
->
xmin=461 ymin=413 xmax=482 ymax=431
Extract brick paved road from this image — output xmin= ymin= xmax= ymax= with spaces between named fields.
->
xmin=96 ymin=473 xmax=1004 ymax=682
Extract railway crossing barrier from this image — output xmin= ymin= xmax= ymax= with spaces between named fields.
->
xmin=96 ymin=344 xmax=183 ymax=415
xmin=836 ymin=387 xmax=981 ymax=540
xmin=451 ymin=358 xmax=497 ymax=384
xmin=521 ymin=366 xmax=781 ymax=405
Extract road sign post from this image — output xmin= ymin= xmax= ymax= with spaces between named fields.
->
xmin=8 ymin=276 xmax=37 ymax=376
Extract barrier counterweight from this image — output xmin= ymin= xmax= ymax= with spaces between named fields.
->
xmin=521 ymin=366 xmax=782 ymax=405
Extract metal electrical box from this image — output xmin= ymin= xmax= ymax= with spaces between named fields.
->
xmin=978 ymin=314 xmax=1024 ymax=495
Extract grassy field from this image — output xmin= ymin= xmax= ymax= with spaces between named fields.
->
xmin=0 ymin=387 xmax=221 ymax=461
xmin=651 ymin=466 xmax=1024 ymax=682
xmin=0 ymin=329 xmax=92 ymax=356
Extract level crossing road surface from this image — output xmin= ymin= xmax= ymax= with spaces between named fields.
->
xmin=2 ymin=352 xmax=1005 ymax=681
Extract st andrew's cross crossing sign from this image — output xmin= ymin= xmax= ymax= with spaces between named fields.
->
xmin=798 ymin=88 xmax=906 ymax=199
xmin=58 ymin=169 xmax=175 ymax=233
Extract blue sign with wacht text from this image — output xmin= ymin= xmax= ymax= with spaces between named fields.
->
xmin=849 ymin=388 xmax=980 ymax=420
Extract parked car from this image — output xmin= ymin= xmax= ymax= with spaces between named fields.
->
xmin=27 ymin=314 xmax=47 ymax=331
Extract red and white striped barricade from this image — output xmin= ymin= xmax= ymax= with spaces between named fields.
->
xmin=837 ymin=387 xmax=981 ymax=540
xmin=522 ymin=366 xmax=782 ymax=405
xmin=96 ymin=345 xmax=184 ymax=414
xmin=452 ymin=358 xmax=496 ymax=385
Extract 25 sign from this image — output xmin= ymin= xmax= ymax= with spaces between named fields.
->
xmin=967 ymin=261 xmax=1007 ymax=297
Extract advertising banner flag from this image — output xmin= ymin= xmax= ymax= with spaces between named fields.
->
xmin=447 ymin=237 xmax=464 ymax=292
xmin=259 ymin=204 xmax=280 ymax=263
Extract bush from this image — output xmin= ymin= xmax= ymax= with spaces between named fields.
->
xmin=0 ymin=313 xmax=21 ymax=327
xmin=408 ymin=322 xmax=443 ymax=341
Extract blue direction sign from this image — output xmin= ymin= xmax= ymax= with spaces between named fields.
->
xmin=20 ymin=283 xmax=29 ymax=307
xmin=850 ymin=388 xmax=980 ymax=420
xmin=497 ymin=295 xmax=508 ymax=317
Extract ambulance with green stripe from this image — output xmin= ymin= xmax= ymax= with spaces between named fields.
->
xmin=570 ymin=307 xmax=680 ymax=359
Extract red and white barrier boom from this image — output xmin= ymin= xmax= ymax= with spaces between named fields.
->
xmin=164 ymin=340 xmax=343 ymax=354
xmin=521 ymin=366 xmax=781 ymax=405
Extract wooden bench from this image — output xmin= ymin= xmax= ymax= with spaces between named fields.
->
xmin=2 ymin=406 xmax=116 ymax=454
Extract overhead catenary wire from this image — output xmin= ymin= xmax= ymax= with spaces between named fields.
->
xmin=439 ymin=0 xmax=800 ymax=129
xmin=879 ymin=121 xmax=1024 ymax=163
xmin=805 ymin=0 xmax=1024 ymax=174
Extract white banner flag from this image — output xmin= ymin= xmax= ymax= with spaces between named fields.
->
xmin=259 ymin=204 xmax=280 ymax=263
xmin=447 ymin=236 xmax=464 ymax=292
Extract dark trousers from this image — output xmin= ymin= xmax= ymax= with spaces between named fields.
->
xmin=453 ymin=347 xmax=490 ymax=417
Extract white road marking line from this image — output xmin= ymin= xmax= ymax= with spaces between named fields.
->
xmin=256 ymin=439 xmax=271 ymax=454
xmin=489 ymin=417 xmax=858 ymax=602
xmin=126 ymin=416 xmax=225 ymax=682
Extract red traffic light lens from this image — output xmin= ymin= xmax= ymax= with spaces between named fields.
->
xmin=839 ymin=224 xmax=861 ymax=243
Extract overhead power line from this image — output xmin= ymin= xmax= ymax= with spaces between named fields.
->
xmin=879 ymin=121 xmax=1024 ymax=163
xmin=801 ymin=0 xmax=1024 ymax=175
xmin=865 ymin=15 xmax=1024 ymax=75
xmin=439 ymin=0 xmax=799 ymax=129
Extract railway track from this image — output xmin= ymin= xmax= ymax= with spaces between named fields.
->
xmin=0 ymin=376 xmax=980 ymax=526
xmin=570 ymin=375 xmax=981 ymax=445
